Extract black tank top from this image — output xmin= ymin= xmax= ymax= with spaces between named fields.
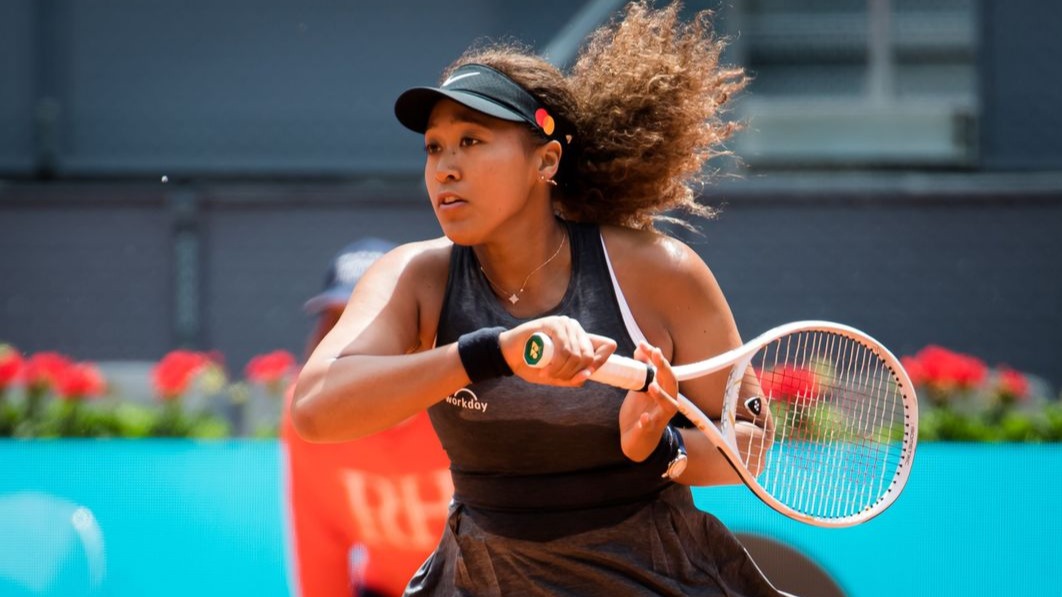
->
xmin=432 ymin=220 xmax=673 ymax=514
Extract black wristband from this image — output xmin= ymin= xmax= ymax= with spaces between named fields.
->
xmin=457 ymin=327 xmax=514 ymax=384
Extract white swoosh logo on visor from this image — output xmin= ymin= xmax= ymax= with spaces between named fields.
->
xmin=442 ymin=72 xmax=480 ymax=87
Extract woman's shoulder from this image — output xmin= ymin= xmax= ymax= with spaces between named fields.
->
xmin=599 ymin=224 xmax=725 ymax=326
xmin=599 ymin=224 xmax=708 ymax=278
xmin=355 ymin=237 xmax=454 ymax=352
xmin=359 ymin=236 xmax=453 ymax=299
xmin=388 ymin=236 xmax=453 ymax=270
xmin=598 ymin=227 xmax=735 ymax=362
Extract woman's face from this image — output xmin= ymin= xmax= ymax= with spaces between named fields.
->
xmin=423 ymin=99 xmax=541 ymax=245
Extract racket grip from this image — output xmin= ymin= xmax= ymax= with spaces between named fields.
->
xmin=523 ymin=332 xmax=655 ymax=392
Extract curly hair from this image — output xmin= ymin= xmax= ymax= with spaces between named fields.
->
xmin=443 ymin=1 xmax=746 ymax=231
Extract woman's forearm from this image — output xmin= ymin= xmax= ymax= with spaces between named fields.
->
xmin=677 ymin=429 xmax=744 ymax=487
xmin=291 ymin=343 xmax=468 ymax=442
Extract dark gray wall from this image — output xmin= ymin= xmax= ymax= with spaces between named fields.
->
xmin=0 ymin=0 xmax=37 ymax=173
xmin=3 ymin=182 xmax=1060 ymax=388
xmin=5 ymin=1 xmax=1062 ymax=176
xmin=1 ymin=187 xmax=173 ymax=357
xmin=979 ymin=0 xmax=1062 ymax=169
xmin=687 ymin=190 xmax=1062 ymax=384
xmin=1 ymin=181 xmax=443 ymax=366
xmin=0 ymin=0 xmax=589 ymax=177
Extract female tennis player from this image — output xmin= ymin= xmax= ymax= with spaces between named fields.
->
xmin=292 ymin=2 xmax=784 ymax=594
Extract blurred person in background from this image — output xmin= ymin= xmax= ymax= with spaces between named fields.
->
xmin=281 ymin=238 xmax=452 ymax=597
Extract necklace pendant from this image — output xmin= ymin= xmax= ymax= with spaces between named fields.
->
xmin=508 ymin=293 xmax=520 ymax=305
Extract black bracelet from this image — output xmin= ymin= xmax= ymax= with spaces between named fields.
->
xmin=457 ymin=326 xmax=514 ymax=384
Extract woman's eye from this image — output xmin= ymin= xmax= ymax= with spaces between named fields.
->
xmin=424 ymin=143 xmax=440 ymax=154
xmin=460 ymin=137 xmax=480 ymax=147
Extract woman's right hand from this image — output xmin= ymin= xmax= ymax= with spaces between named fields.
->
xmin=499 ymin=316 xmax=617 ymax=387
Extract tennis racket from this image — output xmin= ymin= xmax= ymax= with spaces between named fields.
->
xmin=523 ymin=320 xmax=918 ymax=528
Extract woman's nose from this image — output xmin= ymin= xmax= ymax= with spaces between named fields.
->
xmin=433 ymin=150 xmax=460 ymax=183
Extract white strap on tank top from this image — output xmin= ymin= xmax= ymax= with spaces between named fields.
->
xmin=600 ymin=234 xmax=649 ymax=348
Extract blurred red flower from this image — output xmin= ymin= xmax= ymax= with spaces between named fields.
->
xmin=56 ymin=362 xmax=107 ymax=401
xmin=995 ymin=365 xmax=1029 ymax=401
xmin=245 ymin=350 xmax=297 ymax=392
xmin=23 ymin=352 xmax=73 ymax=394
xmin=760 ymin=365 xmax=820 ymax=405
xmin=206 ymin=349 xmax=227 ymax=369
xmin=0 ymin=344 xmax=24 ymax=391
xmin=901 ymin=345 xmax=987 ymax=394
xmin=152 ymin=350 xmax=212 ymax=401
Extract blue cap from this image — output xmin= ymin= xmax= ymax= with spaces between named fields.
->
xmin=303 ymin=238 xmax=395 ymax=315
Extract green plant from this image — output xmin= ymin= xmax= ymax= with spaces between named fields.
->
xmin=0 ymin=343 xmax=302 ymax=439
xmin=903 ymin=345 xmax=1060 ymax=442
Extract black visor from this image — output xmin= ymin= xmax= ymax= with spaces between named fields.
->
xmin=394 ymin=63 xmax=562 ymax=140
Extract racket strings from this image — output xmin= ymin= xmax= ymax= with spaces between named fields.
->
xmin=744 ymin=331 xmax=908 ymax=520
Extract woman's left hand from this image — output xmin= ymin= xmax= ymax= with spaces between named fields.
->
xmin=618 ymin=341 xmax=679 ymax=462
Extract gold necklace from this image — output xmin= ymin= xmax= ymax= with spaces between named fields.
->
xmin=479 ymin=232 xmax=567 ymax=305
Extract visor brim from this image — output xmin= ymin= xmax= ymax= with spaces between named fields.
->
xmin=394 ymin=87 xmax=527 ymax=134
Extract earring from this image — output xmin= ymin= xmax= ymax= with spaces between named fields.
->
xmin=540 ymin=176 xmax=558 ymax=187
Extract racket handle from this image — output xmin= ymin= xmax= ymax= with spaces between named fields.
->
xmin=523 ymin=332 xmax=655 ymax=392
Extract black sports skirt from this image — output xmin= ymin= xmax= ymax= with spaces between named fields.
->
xmin=403 ymin=484 xmax=786 ymax=596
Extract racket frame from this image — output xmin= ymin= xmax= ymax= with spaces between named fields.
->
xmin=525 ymin=320 xmax=919 ymax=528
